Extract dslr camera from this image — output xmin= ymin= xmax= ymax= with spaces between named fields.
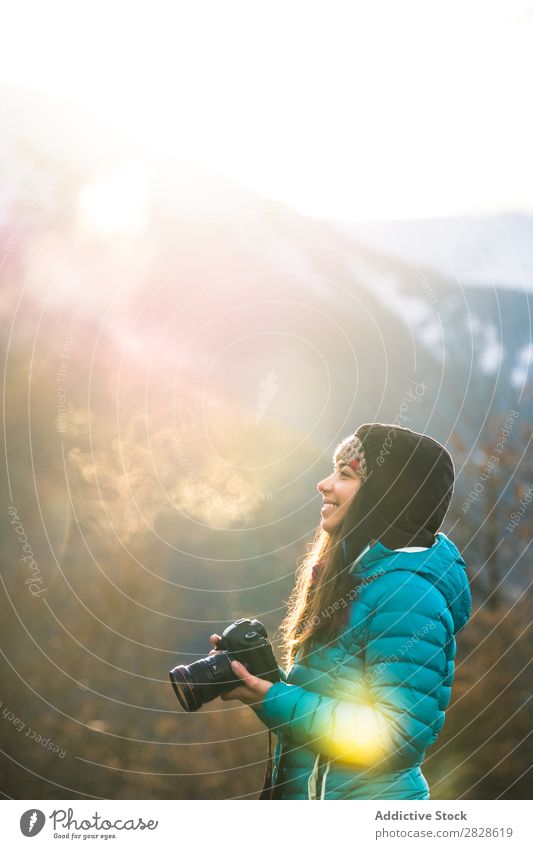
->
xmin=169 ymin=618 xmax=280 ymax=712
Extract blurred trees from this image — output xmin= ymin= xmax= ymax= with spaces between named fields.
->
xmin=425 ymin=594 xmax=531 ymax=800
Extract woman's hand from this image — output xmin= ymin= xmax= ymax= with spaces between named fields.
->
xmin=209 ymin=634 xmax=274 ymax=707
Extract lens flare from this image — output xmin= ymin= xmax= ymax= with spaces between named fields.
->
xmin=327 ymin=701 xmax=390 ymax=767
xmin=78 ymin=163 xmax=149 ymax=235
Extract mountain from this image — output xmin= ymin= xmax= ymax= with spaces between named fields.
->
xmin=1 ymin=81 xmax=531 ymax=604
xmin=340 ymin=213 xmax=533 ymax=290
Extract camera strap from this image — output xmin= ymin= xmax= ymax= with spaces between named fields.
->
xmin=257 ymin=730 xmax=275 ymax=800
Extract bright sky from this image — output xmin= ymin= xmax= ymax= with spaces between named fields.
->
xmin=2 ymin=0 xmax=533 ymax=221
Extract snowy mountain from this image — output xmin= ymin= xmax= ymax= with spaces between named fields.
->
xmin=341 ymin=213 xmax=533 ymax=291
xmin=1 ymin=82 xmax=532 ymax=600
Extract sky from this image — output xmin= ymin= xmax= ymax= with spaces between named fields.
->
xmin=1 ymin=0 xmax=533 ymax=222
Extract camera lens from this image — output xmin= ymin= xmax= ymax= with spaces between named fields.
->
xmin=169 ymin=653 xmax=237 ymax=712
xmin=169 ymin=666 xmax=200 ymax=712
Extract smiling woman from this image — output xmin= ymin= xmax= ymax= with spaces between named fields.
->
xmin=214 ymin=422 xmax=471 ymax=800
xmin=317 ymin=457 xmax=365 ymax=533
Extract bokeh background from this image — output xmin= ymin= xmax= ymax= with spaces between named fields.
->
xmin=1 ymin=1 xmax=532 ymax=800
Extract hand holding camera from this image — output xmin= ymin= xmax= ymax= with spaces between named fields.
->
xmin=169 ymin=618 xmax=280 ymax=712
xmin=208 ymin=633 xmax=274 ymax=705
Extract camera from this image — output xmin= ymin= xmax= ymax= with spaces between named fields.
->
xmin=169 ymin=618 xmax=281 ymax=712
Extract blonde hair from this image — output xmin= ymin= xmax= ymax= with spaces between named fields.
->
xmin=278 ymin=516 xmax=356 ymax=670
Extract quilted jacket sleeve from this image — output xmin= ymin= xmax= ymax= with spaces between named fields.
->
xmin=254 ymin=575 xmax=453 ymax=768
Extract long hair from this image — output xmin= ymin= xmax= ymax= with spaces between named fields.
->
xmin=279 ymin=481 xmax=370 ymax=670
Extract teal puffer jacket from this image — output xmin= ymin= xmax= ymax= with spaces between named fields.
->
xmin=254 ymin=532 xmax=471 ymax=800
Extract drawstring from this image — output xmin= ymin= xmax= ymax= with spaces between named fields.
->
xmin=320 ymin=760 xmax=331 ymax=799
xmin=308 ymin=753 xmax=331 ymax=800
xmin=308 ymin=753 xmax=321 ymax=799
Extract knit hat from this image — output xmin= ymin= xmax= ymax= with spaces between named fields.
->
xmin=333 ymin=432 xmax=369 ymax=482
xmin=332 ymin=422 xmax=455 ymax=567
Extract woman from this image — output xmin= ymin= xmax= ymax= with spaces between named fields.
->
xmin=211 ymin=422 xmax=471 ymax=800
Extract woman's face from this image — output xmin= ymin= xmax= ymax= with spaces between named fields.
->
xmin=317 ymin=462 xmax=363 ymax=533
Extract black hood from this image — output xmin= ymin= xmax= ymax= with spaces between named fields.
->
xmin=340 ymin=422 xmax=455 ymax=566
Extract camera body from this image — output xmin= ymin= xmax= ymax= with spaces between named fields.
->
xmin=169 ymin=618 xmax=280 ymax=712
